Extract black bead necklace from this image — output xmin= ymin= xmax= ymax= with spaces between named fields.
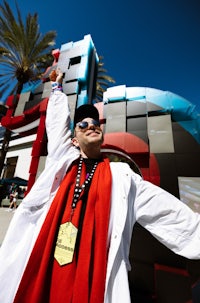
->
xmin=71 ymin=157 xmax=98 ymax=209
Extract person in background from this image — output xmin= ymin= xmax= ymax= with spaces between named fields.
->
xmin=8 ymin=187 xmax=18 ymax=211
xmin=7 ymin=183 xmax=17 ymax=210
xmin=0 ymin=69 xmax=200 ymax=303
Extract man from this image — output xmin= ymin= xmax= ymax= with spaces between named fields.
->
xmin=1 ymin=79 xmax=200 ymax=303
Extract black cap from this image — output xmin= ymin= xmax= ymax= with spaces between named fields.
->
xmin=74 ymin=104 xmax=99 ymax=127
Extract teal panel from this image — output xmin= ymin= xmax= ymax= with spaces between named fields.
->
xmin=148 ymin=92 xmax=171 ymax=112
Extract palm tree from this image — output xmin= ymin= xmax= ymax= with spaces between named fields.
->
xmin=0 ymin=0 xmax=56 ymax=97
xmin=95 ymin=55 xmax=115 ymax=102
xmin=0 ymin=0 xmax=56 ymax=175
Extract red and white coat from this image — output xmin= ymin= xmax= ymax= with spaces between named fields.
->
xmin=1 ymin=91 xmax=200 ymax=303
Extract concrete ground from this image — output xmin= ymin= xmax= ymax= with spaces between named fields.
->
xmin=0 ymin=207 xmax=15 ymax=245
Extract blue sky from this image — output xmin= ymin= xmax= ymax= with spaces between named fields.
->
xmin=7 ymin=0 xmax=200 ymax=112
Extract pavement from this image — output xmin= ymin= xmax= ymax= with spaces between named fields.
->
xmin=0 ymin=207 xmax=15 ymax=245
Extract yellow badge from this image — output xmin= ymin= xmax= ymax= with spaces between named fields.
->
xmin=54 ymin=222 xmax=78 ymax=266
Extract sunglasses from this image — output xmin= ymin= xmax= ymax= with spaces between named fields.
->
xmin=76 ymin=119 xmax=101 ymax=129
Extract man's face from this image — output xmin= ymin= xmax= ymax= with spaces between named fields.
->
xmin=72 ymin=117 xmax=104 ymax=151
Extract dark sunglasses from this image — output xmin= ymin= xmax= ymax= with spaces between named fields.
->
xmin=76 ymin=119 xmax=100 ymax=129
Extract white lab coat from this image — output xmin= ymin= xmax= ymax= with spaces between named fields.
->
xmin=0 ymin=91 xmax=200 ymax=303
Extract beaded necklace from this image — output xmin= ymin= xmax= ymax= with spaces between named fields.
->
xmin=71 ymin=157 xmax=98 ymax=210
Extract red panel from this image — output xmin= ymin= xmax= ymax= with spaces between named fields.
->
xmin=103 ymin=132 xmax=149 ymax=154
xmin=1 ymin=116 xmax=12 ymax=127
xmin=1 ymin=99 xmax=46 ymax=131
xmin=52 ymin=49 xmax=60 ymax=61
xmin=29 ymin=156 xmax=39 ymax=174
xmin=39 ymin=98 xmax=48 ymax=112
xmin=102 ymin=132 xmax=160 ymax=186
xmin=5 ymin=95 xmax=18 ymax=107
xmin=31 ymin=141 xmax=44 ymax=157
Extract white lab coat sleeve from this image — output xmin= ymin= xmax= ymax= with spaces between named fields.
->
xmin=133 ymin=173 xmax=200 ymax=259
xmin=22 ymin=91 xmax=79 ymax=207
xmin=45 ymin=91 xmax=73 ymax=161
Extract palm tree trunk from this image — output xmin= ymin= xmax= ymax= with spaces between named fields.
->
xmin=0 ymin=128 xmax=11 ymax=177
